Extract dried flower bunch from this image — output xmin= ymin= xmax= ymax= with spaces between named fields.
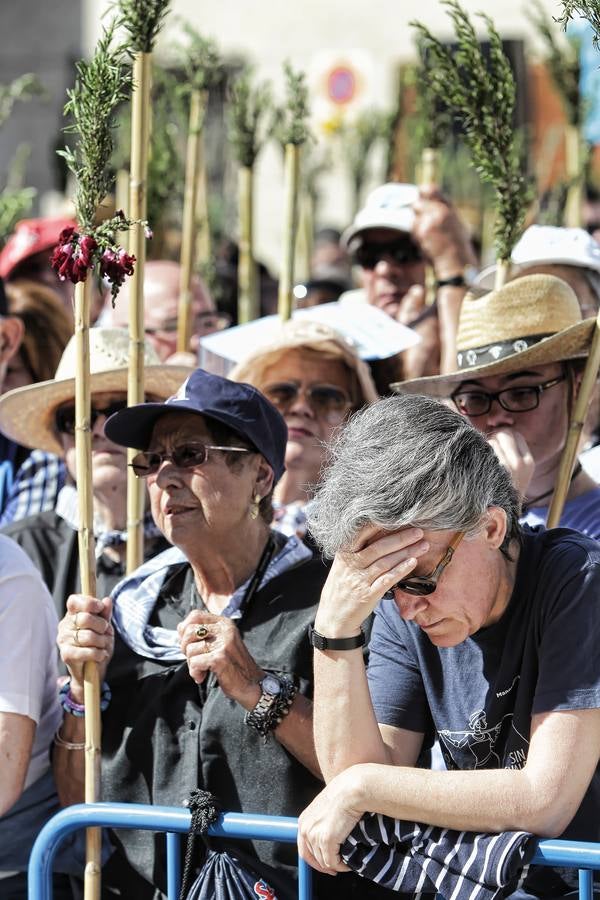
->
xmin=51 ymin=211 xmax=150 ymax=299
xmin=52 ymin=25 xmax=150 ymax=298
xmin=411 ymin=1 xmax=531 ymax=263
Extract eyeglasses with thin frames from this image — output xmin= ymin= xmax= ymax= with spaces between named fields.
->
xmin=129 ymin=442 xmax=251 ymax=478
xmin=394 ymin=532 xmax=465 ymax=596
xmin=451 ymin=375 xmax=566 ymax=418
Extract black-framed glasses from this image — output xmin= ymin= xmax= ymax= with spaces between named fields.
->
xmin=451 ymin=375 xmax=566 ymax=417
xmin=394 ymin=532 xmax=465 ymax=596
xmin=129 ymin=442 xmax=251 ymax=478
xmin=351 ymin=238 xmax=422 ymax=270
xmin=263 ymin=381 xmax=353 ymax=424
xmin=55 ymin=400 xmax=129 ymax=436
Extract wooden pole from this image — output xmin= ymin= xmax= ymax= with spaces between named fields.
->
xmin=237 ymin=165 xmax=258 ymax=323
xmin=195 ymin=132 xmax=211 ymax=270
xmin=126 ymin=51 xmax=152 ymax=575
xmin=494 ymin=258 xmax=510 ymax=291
xmin=420 ymin=147 xmax=440 ymax=306
xmin=74 ymin=278 xmax=102 ymax=900
xmin=546 ymin=321 xmax=600 ymax=528
xmin=177 ymin=88 xmax=204 ymax=352
xmin=564 ymin=124 xmax=582 ymax=229
xmin=277 ymin=143 xmax=300 ymax=322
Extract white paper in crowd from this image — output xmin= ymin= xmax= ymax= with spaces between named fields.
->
xmin=198 ymin=301 xmax=421 ymax=375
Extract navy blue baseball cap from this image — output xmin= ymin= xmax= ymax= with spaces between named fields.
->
xmin=105 ymin=368 xmax=288 ymax=483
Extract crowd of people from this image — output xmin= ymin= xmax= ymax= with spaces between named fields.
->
xmin=0 ymin=180 xmax=598 ymax=900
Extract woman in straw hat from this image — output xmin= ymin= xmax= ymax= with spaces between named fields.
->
xmin=0 ymin=327 xmax=192 ymax=617
xmin=395 ymin=274 xmax=600 ymax=538
xmin=229 ymin=319 xmax=378 ymax=542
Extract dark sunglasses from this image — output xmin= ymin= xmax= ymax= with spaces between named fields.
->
xmin=129 ymin=442 xmax=251 ymax=478
xmin=352 ymin=239 xmax=422 ymax=270
xmin=394 ymin=532 xmax=465 ymax=596
xmin=263 ymin=382 xmax=352 ymax=424
xmin=55 ymin=400 xmax=129 ymax=436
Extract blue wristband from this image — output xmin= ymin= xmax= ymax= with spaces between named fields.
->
xmin=59 ymin=680 xmax=112 ymax=717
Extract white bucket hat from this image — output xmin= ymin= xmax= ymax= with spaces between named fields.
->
xmin=341 ymin=183 xmax=419 ymax=249
xmin=475 ymin=225 xmax=600 ymax=291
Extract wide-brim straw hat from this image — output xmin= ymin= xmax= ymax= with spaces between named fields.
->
xmin=0 ymin=327 xmax=193 ymax=455
xmin=228 ymin=318 xmax=379 ymax=404
xmin=393 ymin=274 xmax=595 ymax=398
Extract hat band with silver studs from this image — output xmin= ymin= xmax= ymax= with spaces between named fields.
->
xmin=456 ymin=333 xmax=554 ymax=370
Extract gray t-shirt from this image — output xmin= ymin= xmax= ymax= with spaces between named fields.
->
xmin=367 ymin=526 xmax=600 ymax=844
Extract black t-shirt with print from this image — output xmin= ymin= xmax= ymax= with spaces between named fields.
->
xmin=368 ymin=526 xmax=600 ymax=844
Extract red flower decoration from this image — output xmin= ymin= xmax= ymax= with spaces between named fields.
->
xmin=50 ymin=229 xmax=97 ymax=284
xmin=99 ymin=247 xmax=136 ymax=290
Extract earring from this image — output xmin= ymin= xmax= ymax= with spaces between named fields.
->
xmin=249 ymin=493 xmax=261 ymax=520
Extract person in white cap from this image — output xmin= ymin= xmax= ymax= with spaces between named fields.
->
xmin=340 ymin=183 xmax=477 ymax=381
xmin=475 ymin=225 xmax=600 ymax=320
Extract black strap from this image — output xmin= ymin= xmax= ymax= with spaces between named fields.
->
xmin=179 ymin=789 xmax=221 ymax=900
xmin=308 ymin=625 xmax=366 ymax=651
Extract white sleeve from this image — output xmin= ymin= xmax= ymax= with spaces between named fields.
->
xmin=0 ymin=535 xmax=58 ymax=724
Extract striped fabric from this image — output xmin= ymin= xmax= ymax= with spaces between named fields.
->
xmin=341 ymin=813 xmax=537 ymax=900
xmin=0 ymin=449 xmax=65 ymax=526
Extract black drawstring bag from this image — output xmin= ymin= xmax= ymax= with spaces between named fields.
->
xmin=179 ymin=790 xmax=279 ymax=900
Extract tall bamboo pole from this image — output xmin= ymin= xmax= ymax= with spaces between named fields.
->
xmin=177 ymin=88 xmax=204 ymax=352
xmin=277 ymin=142 xmax=301 ymax=321
xmin=564 ymin=124 xmax=583 ymax=228
xmin=546 ymin=322 xmax=600 ymax=527
xmin=238 ymin=165 xmax=258 ymax=322
xmin=126 ymin=51 xmax=152 ymax=574
xmin=195 ymin=133 xmax=211 ymax=269
xmin=420 ymin=147 xmax=440 ymax=306
xmin=74 ymin=277 xmax=102 ymax=900
xmin=494 ymin=259 xmax=511 ymax=290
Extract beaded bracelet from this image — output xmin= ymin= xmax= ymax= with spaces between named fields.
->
xmin=59 ymin=680 xmax=112 ymax=717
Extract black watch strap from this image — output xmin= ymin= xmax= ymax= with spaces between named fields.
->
xmin=308 ymin=625 xmax=366 ymax=651
xmin=435 ymin=273 xmax=466 ymax=289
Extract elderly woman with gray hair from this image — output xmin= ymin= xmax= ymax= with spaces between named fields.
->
xmin=298 ymin=393 xmax=600 ymax=899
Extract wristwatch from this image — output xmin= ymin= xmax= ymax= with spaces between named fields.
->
xmin=308 ymin=625 xmax=366 ymax=651
xmin=244 ymin=672 xmax=297 ymax=740
xmin=435 ymin=265 xmax=478 ymax=290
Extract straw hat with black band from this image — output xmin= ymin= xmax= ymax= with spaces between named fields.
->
xmin=0 ymin=328 xmax=192 ymax=456
xmin=228 ymin=319 xmax=379 ymax=405
xmin=393 ymin=274 xmax=594 ymax=398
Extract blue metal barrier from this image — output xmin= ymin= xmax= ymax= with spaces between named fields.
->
xmin=27 ymin=802 xmax=600 ymax=900
xmin=27 ymin=802 xmax=313 ymax=900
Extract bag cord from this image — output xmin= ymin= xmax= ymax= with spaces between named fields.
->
xmin=179 ymin=789 xmax=221 ymax=900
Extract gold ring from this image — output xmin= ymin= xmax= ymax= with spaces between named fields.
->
xmin=195 ymin=625 xmax=209 ymax=640
xmin=74 ymin=628 xmax=81 ymax=646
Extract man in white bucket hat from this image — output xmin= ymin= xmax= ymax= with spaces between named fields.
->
xmin=395 ymin=274 xmax=600 ymax=538
xmin=340 ymin=183 xmax=478 ymax=382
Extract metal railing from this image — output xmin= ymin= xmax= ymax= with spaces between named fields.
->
xmin=27 ymin=802 xmax=600 ymax=900
xmin=27 ymin=802 xmax=313 ymax=900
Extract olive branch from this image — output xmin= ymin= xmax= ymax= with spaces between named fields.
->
xmin=228 ymin=68 xmax=272 ymax=168
xmin=272 ymin=63 xmax=311 ymax=148
xmin=58 ymin=24 xmax=132 ymax=230
xmin=112 ymin=0 xmax=171 ymax=52
xmin=530 ymin=0 xmax=581 ymax=126
xmin=559 ymin=1 xmax=600 ymax=45
xmin=411 ymin=1 xmax=531 ymax=265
